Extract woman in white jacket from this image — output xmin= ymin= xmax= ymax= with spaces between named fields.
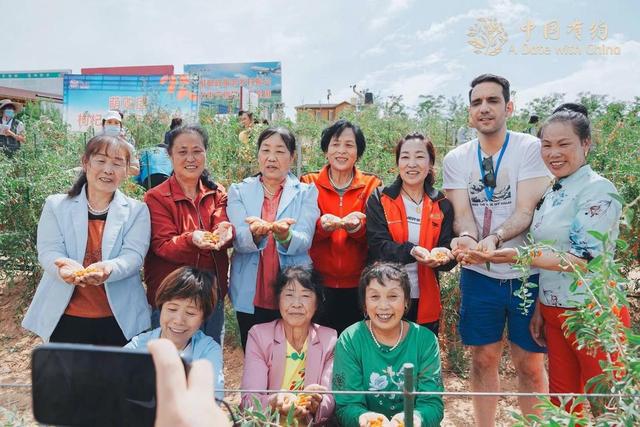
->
xmin=22 ymin=134 xmax=151 ymax=345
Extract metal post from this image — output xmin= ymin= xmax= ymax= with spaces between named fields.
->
xmin=403 ymin=363 xmax=415 ymax=427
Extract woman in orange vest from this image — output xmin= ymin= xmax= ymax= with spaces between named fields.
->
xmin=300 ymin=120 xmax=381 ymax=335
xmin=366 ymin=133 xmax=455 ymax=335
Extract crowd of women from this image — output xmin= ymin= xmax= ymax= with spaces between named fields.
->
xmin=20 ymin=73 xmax=629 ymax=426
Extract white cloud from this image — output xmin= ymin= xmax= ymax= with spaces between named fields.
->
xmin=369 ymin=0 xmax=414 ymax=29
xmin=517 ymin=40 xmax=640 ymax=107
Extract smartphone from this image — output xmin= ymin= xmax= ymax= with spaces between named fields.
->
xmin=31 ymin=343 xmax=189 ymax=427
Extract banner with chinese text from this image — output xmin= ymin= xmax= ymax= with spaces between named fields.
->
xmin=63 ymin=74 xmax=199 ymax=132
xmin=184 ymin=62 xmax=281 ymax=114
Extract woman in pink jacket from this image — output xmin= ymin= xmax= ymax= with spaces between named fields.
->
xmin=241 ymin=266 xmax=336 ymax=425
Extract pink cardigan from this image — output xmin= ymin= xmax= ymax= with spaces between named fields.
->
xmin=241 ymin=319 xmax=337 ymax=423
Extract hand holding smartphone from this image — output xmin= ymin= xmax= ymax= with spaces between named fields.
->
xmin=32 ymin=342 xmax=189 ymax=427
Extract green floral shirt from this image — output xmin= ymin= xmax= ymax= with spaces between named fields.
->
xmin=332 ymin=321 xmax=444 ymax=427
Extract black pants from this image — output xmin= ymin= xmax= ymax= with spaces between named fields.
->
xmin=316 ymin=287 xmax=362 ymax=336
xmin=50 ymin=315 xmax=128 ymax=346
xmin=405 ymin=298 xmax=440 ymax=336
xmin=236 ymin=307 xmax=281 ymax=351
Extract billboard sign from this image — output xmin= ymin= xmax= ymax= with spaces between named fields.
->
xmin=184 ymin=61 xmax=281 ymax=113
xmin=81 ymin=65 xmax=175 ymax=75
xmin=0 ymin=69 xmax=70 ymax=96
xmin=63 ymin=74 xmax=199 ymax=132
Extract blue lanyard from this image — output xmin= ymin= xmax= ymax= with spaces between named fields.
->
xmin=477 ymin=132 xmax=510 ymax=201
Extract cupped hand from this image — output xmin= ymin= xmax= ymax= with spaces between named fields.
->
xmin=450 ymin=236 xmax=477 ymax=262
xmin=320 ymin=214 xmax=343 ymax=232
xmin=76 ymin=261 xmax=112 ymax=286
xmin=342 ymin=211 xmax=366 ymax=232
xmin=245 ymin=216 xmax=273 ymax=237
xmin=54 ymin=258 xmax=85 ymax=286
xmin=302 ymin=384 xmax=326 ymax=415
xmin=390 ymin=412 xmax=421 ymax=427
xmin=211 ymin=221 xmax=234 ymax=250
xmin=359 ymin=412 xmax=390 ymax=427
xmin=410 ymin=246 xmax=431 ymax=263
xmin=421 ymin=247 xmax=454 ymax=268
xmin=271 ymin=218 xmax=296 ymax=241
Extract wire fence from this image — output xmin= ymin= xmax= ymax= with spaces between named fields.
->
xmin=2 ymin=362 xmax=639 ymax=427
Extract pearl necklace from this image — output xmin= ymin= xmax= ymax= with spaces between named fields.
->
xmin=367 ymin=319 xmax=404 ymax=352
xmin=87 ymin=200 xmax=109 ymax=215
xmin=329 ymin=169 xmax=354 ymax=191
xmin=262 ymin=183 xmax=276 ymax=197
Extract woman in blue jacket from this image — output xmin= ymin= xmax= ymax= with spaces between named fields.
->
xmin=226 ymin=127 xmax=320 ymax=349
xmin=22 ymin=135 xmax=151 ymax=346
xmin=125 ymin=266 xmax=224 ymax=401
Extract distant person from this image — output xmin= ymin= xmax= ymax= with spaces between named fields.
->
xmin=101 ymin=110 xmax=140 ymax=176
xmin=22 ymin=135 xmax=151 ymax=346
xmin=455 ymin=122 xmax=477 ymax=146
xmin=126 ymin=266 xmax=224 ymax=401
xmin=526 ymin=115 xmax=539 ymax=136
xmin=0 ymin=99 xmax=26 ymax=157
xmin=163 ymin=117 xmax=183 ymax=147
xmin=238 ymin=110 xmax=254 ymax=144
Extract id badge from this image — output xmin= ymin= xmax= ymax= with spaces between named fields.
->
xmin=482 ymin=207 xmax=493 ymax=238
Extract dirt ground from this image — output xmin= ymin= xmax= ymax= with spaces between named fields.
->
xmin=0 ymin=279 xmax=537 ymax=426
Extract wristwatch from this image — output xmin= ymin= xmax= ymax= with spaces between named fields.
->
xmin=492 ymin=230 xmax=505 ymax=247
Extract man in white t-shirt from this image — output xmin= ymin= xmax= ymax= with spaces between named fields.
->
xmin=443 ymin=74 xmax=551 ymax=426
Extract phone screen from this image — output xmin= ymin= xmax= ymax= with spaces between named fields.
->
xmin=32 ymin=343 xmax=161 ymax=427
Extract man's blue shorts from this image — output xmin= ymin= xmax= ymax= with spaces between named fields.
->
xmin=458 ymin=268 xmax=546 ymax=353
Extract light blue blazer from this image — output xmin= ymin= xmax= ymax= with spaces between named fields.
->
xmin=125 ymin=328 xmax=224 ymax=400
xmin=226 ymin=173 xmax=320 ymax=314
xmin=22 ymin=186 xmax=151 ymax=341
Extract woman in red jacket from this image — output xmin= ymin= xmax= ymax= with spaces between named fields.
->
xmin=366 ymin=133 xmax=455 ymax=335
xmin=300 ymin=120 xmax=381 ymax=335
xmin=144 ymin=125 xmax=233 ymax=345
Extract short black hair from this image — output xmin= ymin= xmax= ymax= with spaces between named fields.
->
xmin=320 ymin=119 xmax=366 ymax=159
xmin=257 ymin=126 xmax=296 ymax=155
xmin=155 ymin=266 xmax=216 ymax=319
xmin=238 ymin=110 xmax=253 ymax=119
xmin=358 ymin=262 xmax=411 ymax=316
xmin=170 ymin=117 xmax=183 ymax=130
xmin=469 ymin=73 xmax=510 ymax=103
xmin=274 ymin=265 xmax=325 ymax=318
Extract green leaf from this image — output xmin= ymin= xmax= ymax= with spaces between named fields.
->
xmin=608 ymin=192 xmax=625 ymax=205
xmin=286 ymin=402 xmax=296 ymax=426
xmin=615 ymin=239 xmax=629 ymax=251
xmin=587 ymin=230 xmax=605 ymax=242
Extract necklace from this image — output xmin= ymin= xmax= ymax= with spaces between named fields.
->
xmin=401 ymin=187 xmax=424 ymax=214
xmin=367 ymin=319 xmax=404 ymax=351
xmin=262 ymin=183 xmax=276 ymax=197
xmin=87 ymin=200 xmax=109 ymax=215
xmin=328 ymin=169 xmax=354 ymax=191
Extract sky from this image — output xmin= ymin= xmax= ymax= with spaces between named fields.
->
xmin=4 ymin=0 xmax=640 ymax=118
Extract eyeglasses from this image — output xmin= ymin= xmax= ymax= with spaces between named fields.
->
xmin=482 ymin=156 xmax=496 ymax=188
